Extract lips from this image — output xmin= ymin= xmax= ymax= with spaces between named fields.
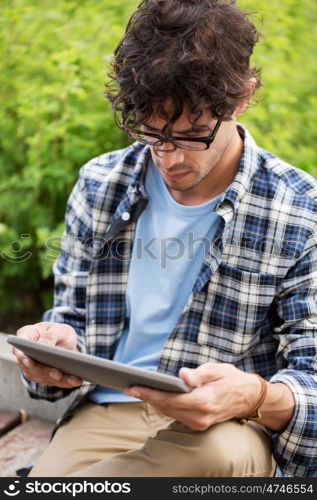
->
xmin=163 ymin=170 xmax=190 ymax=181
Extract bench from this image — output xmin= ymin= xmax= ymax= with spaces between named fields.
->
xmin=0 ymin=332 xmax=77 ymax=477
xmin=0 ymin=409 xmax=54 ymax=477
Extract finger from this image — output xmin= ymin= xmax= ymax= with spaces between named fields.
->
xmin=22 ymin=361 xmax=82 ymax=388
xmin=124 ymin=386 xmax=215 ymax=430
xmin=47 ymin=368 xmax=81 ymax=386
xmin=16 ymin=323 xmax=57 ymax=346
xmin=22 ymin=370 xmax=82 ymax=388
xmin=179 ymin=362 xmax=223 ymax=387
xmin=14 ymin=351 xmax=34 ymax=369
xmin=14 ymin=323 xmax=80 ymax=387
xmin=124 ymin=385 xmax=193 ymax=410
xmin=12 ymin=349 xmax=39 ymax=372
xmin=28 ymin=324 xmax=61 ymax=346
xmin=124 ymin=385 xmax=162 ymax=401
xmin=17 ymin=322 xmax=76 ymax=350
xmin=16 ymin=324 xmax=41 ymax=341
xmin=15 ymin=350 xmax=82 ymax=388
xmin=18 ymin=355 xmax=59 ymax=377
xmin=13 ymin=346 xmax=54 ymax=373
xmin=167 ymin=408 xmax=216 ymax=431
xmin=48 ymin=371 xmax=82 ymax=387
xmin=12 ymin=346 xmax=27 ymax=363
xmin=45 ymin=323 xmax=77 ymax=349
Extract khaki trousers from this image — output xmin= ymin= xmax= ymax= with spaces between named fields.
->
xmin=29 ymin=401 xmax=276 ymax=477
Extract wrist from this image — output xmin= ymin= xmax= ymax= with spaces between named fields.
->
xmin=255 ymin=382 xmax=295 ymax=431
xmin=238 ymin=373 xmax=268 ymax=424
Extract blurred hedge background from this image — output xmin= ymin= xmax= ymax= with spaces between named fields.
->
xmin=0 ymin=0 xmax=316 ymax=332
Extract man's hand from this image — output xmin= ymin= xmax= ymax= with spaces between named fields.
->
xmin=12 ymin=321 xmax=82 ymax=389
xmin=124 ymin=362 xmax=261 ymax=430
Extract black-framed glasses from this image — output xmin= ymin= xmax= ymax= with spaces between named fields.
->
xmin=121 ymin=119 xmax=222 ymax=151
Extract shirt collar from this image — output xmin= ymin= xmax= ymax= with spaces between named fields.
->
xmin=126 ymin=143 xmax=151 ymax=201
xmin=215 ymin=123 xmax=261 ymax=213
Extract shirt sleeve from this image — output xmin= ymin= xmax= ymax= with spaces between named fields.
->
xmin=270 ymin=227 xmax=317 ymax=477
xmin=22 ymin=164 xmax=94 ymax=401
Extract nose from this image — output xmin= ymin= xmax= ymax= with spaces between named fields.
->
xmin=155 ymin=147 xmax=186 ymax=170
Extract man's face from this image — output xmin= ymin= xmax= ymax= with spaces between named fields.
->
xmin=144 ymin=108 xmax=239 ymax=197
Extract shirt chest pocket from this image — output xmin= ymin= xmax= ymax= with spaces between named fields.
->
xmin=197 ymin=264 xmax=278 ymax=359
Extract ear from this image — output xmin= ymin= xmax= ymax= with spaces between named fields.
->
xmin=234 ymin=77 xmax=257 ymax=118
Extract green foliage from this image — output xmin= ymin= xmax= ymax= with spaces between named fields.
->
xmin=0 ymin=0 xmax=316 ymax=329
xmin=0 ymin=0 xmax=139 ymax=325
xmin=239 ymin=0 xmax=317 ymax=175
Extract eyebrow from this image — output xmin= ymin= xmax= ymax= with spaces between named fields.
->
xmin=141 ymin=122 xmax=208 ymax=135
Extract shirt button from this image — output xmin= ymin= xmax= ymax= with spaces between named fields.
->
xmin=121 ymin=211 xmax=130 ymax=221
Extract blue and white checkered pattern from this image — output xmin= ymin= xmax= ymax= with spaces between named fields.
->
xmin=23 ymin=125 xmax=317 ymax=477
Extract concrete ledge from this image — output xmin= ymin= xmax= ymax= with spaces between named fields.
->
xmin=0 ymin=334 xmax=76 ymax=422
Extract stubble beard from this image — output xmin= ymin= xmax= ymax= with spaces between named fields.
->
xmin=157 ymin=156 xmax=221 ymax=192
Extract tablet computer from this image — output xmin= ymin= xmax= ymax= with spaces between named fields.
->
xmin=7 ymin=335 xmax=191 ymax=393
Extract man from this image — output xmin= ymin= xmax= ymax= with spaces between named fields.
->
xmin=12 ymin=0 xmax=317 ymax=477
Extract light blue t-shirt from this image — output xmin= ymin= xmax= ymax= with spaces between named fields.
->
xmin=89 ymin=159 xmax=221 ymax=403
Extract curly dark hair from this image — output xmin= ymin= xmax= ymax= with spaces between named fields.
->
xmin=106 ymin=0 xmax=261 ymax=133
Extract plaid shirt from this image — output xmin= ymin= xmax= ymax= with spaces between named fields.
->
xmin=24 ymin=125 xmax=317 ymax=477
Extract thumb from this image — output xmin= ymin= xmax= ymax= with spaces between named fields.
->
xmin=179 ymin=362 xmax=222 ymax=387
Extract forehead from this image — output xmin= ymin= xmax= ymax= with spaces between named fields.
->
xmin=143 ymin=106 xmax=214 ymax=133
